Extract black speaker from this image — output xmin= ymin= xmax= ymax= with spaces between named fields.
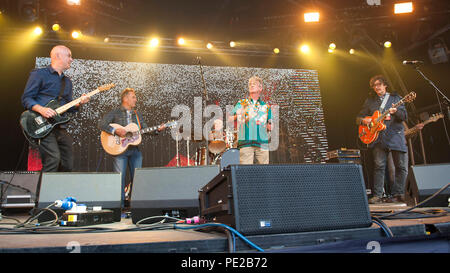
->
xmin=406 ymin=163 xmax=450 ymax=207
xmin=37 ymin=172 xmax=122 ymax=222
xmin=131 ymin=165 xmax=220 ymax=224
xmin=200 ymin=164 xmax=372 ymax=235
xmin=0 ymin=171 xmax=40 ymax=208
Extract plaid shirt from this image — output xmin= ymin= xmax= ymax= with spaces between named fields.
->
xmin=98 ymin=106 xmax=149 ymax=135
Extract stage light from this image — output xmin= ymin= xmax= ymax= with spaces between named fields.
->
xmin=304 ymin=12 xmax=319 ymax=23
xmin=149 ymin=37 xmax=159 ymax=48
xmin=19 ymin=0 xmax=39 ymax=22
xmin=52 ymin=24 xmax=60 ymax=31
xmin=104 ymin=37 xmax=109 ymax=43
xmin=206 ymin=42 xmax=213 ymax=49
xmin=384 ymin=41 xmax=392 ymax=48
xmin=71 ymin=30 xmax=81 ymax=39
xmin=229 ymin=41 xmax=236 ymax=48
xmin=328 ymin=48 xmax=334 ymax=53
xmin=329 ymin=43 xmax=336 ymax=50
xmin=300 ymin=44 xmax=310 ymax=54
xmin=273 ymin=48 xmax=280 ymax=54
xmin=67 ymin=0 xmax=81 ymax=5
xmin=394 ymin=2 xmax=413 ymax=14
xmin=349 ymin=48 xmax=355 ymax=54
xmin=33 ymin=26 xmax=43 ymax=36
xmin=177 ymin=37 xmax=185 ymax=45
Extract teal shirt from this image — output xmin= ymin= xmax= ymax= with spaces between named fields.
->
xmin=232 ymin=97 xmax=272 ymax=149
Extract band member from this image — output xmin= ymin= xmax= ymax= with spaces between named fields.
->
xmin=229 ymin=76 xmax=272 ymax=164
xmin=356 ymin=75 xmax=408 ymax=204
xmin=21 ymin=45 xmax=89 ymax=172
xmin=98 ymin=88 xmax=165 ymax=206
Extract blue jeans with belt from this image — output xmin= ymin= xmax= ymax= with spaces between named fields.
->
xmin=112 ymin=146 xmax=142 ymax=206
xmin=372 ymin=145 xmax=408 ymax=197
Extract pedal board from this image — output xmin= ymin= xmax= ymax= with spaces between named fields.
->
xmin=60 ymin=210 xmax=114 ymax=227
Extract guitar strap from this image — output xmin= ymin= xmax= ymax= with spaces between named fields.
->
xmin=379 ymin=93 xmax=390 ymax=112
xmin=57 ymin=76 xmax=66 ymax=103
xmin=134 ymin=110 xmax=141 ymax=130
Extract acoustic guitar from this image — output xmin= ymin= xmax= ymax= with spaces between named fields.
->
xmin=101 ymin=120 xmax=177 ymax=155
xmin=358 ymin=92 xmax=416 ymax=144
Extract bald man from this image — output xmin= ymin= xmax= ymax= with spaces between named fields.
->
xmin=22 ymin=45 xmax=89 ymax=172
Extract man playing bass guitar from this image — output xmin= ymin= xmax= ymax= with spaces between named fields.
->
xmin=356 ymin=75 xmax=409 ymax=204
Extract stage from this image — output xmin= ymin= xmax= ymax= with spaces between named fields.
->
xmin=1 ymin=204 xmax=449 ymax=254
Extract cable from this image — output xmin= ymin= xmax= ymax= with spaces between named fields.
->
xmin=173 ymin=222 xmax=264 ymax=252
xmin=371 ymin=216 xmax=394 ymax=238
xmin=378 ymin=183 xmax=450 ymax=220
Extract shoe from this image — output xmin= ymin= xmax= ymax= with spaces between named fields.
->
xmin=384 ymin=194 xmax=405 ymax=203
xmin=369 ymin=196 xmax=383 ymax=204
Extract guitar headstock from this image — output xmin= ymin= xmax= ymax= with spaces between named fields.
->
xmin=403 ymin=92 xmax=416 ymax=103
xmin=98 ymin=83 xmax=116 ymax=92
xmin=429 ymin=113 xmax=444 ymax=122
xmin=165 ymin=120 xmax=178 ymax=128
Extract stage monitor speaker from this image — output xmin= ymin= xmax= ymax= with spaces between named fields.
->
xmin=200 ymin=164 xmax=372 ymax=236
xmin=37 ymin=172 xmax=122 ymax=222
xmin=406 ymin=163 xmax=450 ymax=207
xmin=0 ymin=171 xmax=40 ymax=208
xmin=131 ymin=165 xmax=220 ymax=224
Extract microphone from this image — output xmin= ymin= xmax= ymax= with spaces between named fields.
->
xmin=402 ymin=60 xmax=424 ymax=65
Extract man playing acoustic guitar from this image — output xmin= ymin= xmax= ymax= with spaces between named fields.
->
xmin=356 ymin=75 xmax=409 ymax=204
xmin=98 ymin=88 xmax=165 ymax=207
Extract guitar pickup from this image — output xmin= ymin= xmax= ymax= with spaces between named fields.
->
xmin=35 ymin=116 xmax=46 ymax=125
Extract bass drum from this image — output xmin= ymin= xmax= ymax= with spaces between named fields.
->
xmin=218 ymin=148 xmax=240 ymax=170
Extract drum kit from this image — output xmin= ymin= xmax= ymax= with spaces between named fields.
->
xmin=194 ymin=128 xmax=238 ymax=166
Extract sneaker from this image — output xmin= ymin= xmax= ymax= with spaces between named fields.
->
xmin=369 ymin=196 xmax=383 ymax=204
xmin=384 ymin=194 xmax=405 ymax=203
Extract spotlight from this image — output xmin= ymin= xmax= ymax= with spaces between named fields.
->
xmin=349 ymin=48 xmax=355 ymax=54
xmin=394 ymin=2 xmax=413 ymax=14
xmin=52 ymin=23 xmax=60 ymax=31
xmin=33 ymin=26 xmax=43 ymax=36
xmin=104 ymin=37 xmax=110 ymax=43
xmin=304 ymin=12 xmax=319 ymax=23
xmin=300 ymin=44 xmax=310 ymax=54
xmin=206 ymin=42 xmax=213 ymax=49
xmin=177 ymin=38 xmax=185 ymax=45
xmin=328 ymin=43 xmax=336 ymax=50
xmin=384 ymin=41 xmax=392 ymax=48
xmin=328 ymin=48 xmax=334 ymax=53
xmin=67 ymin=0 xmax=81 ymax=5
xmin=273 ymin=48 xmax=280 ymax=54
xmin=229 ymin=41 xmax=236 ymax=48
xmin=71 ymin=30 xmax=81 ymax=39
xmin=149 ymin=37 xmax=159 ymax=48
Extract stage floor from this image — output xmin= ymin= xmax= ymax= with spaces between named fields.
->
xmin=0 ymin=204 xmax=449 ymax=254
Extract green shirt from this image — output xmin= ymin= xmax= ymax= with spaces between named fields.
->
xmin=232 ymin=97 xmax=272 ymax=149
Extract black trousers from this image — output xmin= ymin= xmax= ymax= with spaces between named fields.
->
xmin=38 ymin=127 xmax=73 ymax=172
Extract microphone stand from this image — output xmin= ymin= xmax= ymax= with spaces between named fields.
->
xmin=413 ymin=65 xmax=450 ymax=146
xmin=197 ymin=57 xmax=210 ymax=165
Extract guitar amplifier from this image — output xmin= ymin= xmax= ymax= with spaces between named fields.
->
xmin=326 ymin=148 xmax=361 ymax=164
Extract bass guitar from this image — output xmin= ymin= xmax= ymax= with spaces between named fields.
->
xmin=20 ymin=84 xmax=115 ymax=139
xmin=101 ymin=120 xmax=177 ymax=155
xmin=358 ymin=92 xmax=416 ymax=144
xmin=405 ymin=113 xmax=444 ymax=138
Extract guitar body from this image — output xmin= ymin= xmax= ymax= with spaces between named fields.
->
xmin=358 ymin=110 xmax=387 ymax=145
xmin=20 ymin=100 xmax=71 ymax=139
xmin=100 ymin=123 xmax=142 ymax=156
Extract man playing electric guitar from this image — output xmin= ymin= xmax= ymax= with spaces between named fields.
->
xmin=21 ymin=45 xmax=90 ymax=172
xmin=356 ymin=75 xmax=408 ymax=204
xmin=98 ymin=88 xmax=165 ymax=207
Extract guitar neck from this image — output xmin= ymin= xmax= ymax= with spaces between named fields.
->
xmin=140 ymin=124 xmax=161 ymax=135
xmin=377 ymin=97 xmax=406 ymax=122
xmin=55 ymin=89 xmax=101 ymax=115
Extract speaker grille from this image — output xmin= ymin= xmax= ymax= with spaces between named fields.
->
xmin=230 ymin=164 xmax=371 ymax=235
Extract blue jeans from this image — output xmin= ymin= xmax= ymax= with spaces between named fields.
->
xmin=372 ymin=146 xmax=408 ymax=197
xmin=112 ymin=146 xmax=142 ymax=206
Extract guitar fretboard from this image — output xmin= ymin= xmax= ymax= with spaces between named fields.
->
xmin=55 ymin=89 xmax=101 ymax=114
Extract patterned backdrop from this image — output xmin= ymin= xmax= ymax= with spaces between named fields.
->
xmin=35 ymin=57 xmax=329 ymax=171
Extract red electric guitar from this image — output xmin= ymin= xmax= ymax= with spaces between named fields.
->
xmin=358 ymin=92 xmax=416 ymax=144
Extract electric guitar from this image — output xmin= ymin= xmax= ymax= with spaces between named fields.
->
xmin=20 ymin=84 xmax=115 ymax=139
xmin=358 ymin=92 xmax=416 ymax=144
xmin=100 ymin=120 xmax=177 ymax=155
xmin=404 ymin=113 xmax=444 ymax=138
